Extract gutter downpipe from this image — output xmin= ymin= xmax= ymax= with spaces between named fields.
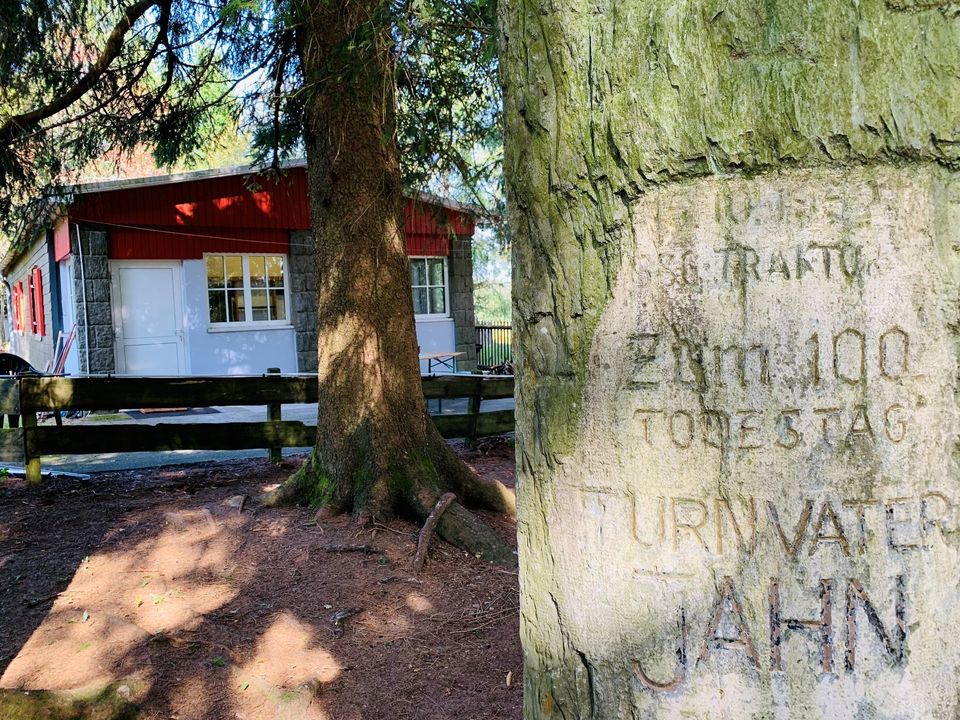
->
xmin=74 ymin=223 xmax=91 ymax=375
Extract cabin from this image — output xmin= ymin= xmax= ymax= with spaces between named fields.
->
xmin=0 ymin=161 xmax=478 ymax=376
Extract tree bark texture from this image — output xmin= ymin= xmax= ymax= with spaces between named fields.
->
xmin=501 ymin=0 xmax=960 ymax=717
xmin=270 ymin=0 xmax=515 ymax=565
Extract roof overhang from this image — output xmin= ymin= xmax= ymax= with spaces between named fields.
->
xmin=71 ymin=159 xmax=478 ymax=217
xmin=2 ymin=158 xmax=478 ymax=272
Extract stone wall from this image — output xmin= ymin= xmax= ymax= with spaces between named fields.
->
xmin=71 ymin=229 xmax=115 ymax=375
xmin=288 ymin=230 xmax=317 ymax=373
xmin=449 ymin=234 xmax=477 ymax=371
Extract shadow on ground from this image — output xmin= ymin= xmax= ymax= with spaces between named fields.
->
xmin=0 ymin=445 xmax=520 ymax=719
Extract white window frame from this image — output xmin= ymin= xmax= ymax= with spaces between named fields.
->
xmin=204 ymin=253 xmax=292 ymax=331
xmin=409 ymin=255 xmax=450 ymax=321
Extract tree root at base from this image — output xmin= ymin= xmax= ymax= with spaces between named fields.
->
xmin=263 ymin=440 xmax=518 ymax=566
xmin=431 ymin=500 xmax=517 ymax=567
xmin=412 ymin=492 xmax=457 ymax=574
xmin=433 ymin=435 xmax=516 ymax=517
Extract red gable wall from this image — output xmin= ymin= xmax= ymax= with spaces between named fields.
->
xmin=53 ymin=217 xmax=71 ymax=261
xmin=63 ymin=167 xmax=474 ymax=260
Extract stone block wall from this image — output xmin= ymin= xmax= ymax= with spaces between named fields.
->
xmin=288 ymin=230 xmax=318 ymax=373
xmin=449 ymin=234 xmax=478 ymax=371
xmin=71 ymin=229 xmax=115 ymax=374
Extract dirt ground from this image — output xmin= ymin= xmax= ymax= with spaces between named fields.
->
xmin=0 ymin=440 xmax=521 ymax=720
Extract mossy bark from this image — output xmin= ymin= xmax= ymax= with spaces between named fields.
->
xmin=500 ymin=0 xmax=960 ymax=717
xmin=267 ymin=0 xmax=514 ymax=566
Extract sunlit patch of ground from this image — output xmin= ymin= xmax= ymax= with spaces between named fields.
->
xmin=1 ymin=502 xmax=243 ymax=692
xmin=0 ymin=449 xmax=520 ymax=719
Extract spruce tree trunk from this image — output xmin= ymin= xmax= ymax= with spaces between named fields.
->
xmin=501 ymin=0 xmax=960 ymax=717
xmin=269 ymin=0 xmax=515 ymax=565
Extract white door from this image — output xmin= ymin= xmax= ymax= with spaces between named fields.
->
xmin=111 ymin=261 xmax=186 ymax=375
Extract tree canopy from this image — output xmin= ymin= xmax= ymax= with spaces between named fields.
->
xmin=0 ymin=0 xmax=502 ymax=242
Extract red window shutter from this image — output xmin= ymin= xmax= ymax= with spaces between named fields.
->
xmin=12 ymin=282 xmax=22 ymax=332
xmin=27 ymin=273 xmax=35 ymax=334
xmin=32 ymin=267 xmax=45 ymax=336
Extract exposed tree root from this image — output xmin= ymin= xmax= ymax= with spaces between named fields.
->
xmin=430 ymin=498 xmax=516 ymax=566
xmin=261 ymin=452 xmax=343 ymax=511
xmin=263 ymin=434 xmax=517 ymax=567
xmin=432 ymin=433 xmax=516 ymax=517
xmin=412 ymin=492 xmax=456 ymax=574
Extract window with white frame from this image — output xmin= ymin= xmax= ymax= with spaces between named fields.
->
xmin=409 ymin=257 xmax=448 ymax=317
xmin=206 ymin=254 xmax=288 ymax=325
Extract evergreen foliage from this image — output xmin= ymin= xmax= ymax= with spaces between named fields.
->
xmin=0 ymin=0 xmax=501 ymax=242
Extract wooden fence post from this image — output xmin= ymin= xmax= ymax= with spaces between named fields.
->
xmin=22 ymin=406 xmax=41 ymax=484
xmin=466 ymin=380 xmax=482 ymax=447
xmin=267 ymin=367 xmax=282 ymax=464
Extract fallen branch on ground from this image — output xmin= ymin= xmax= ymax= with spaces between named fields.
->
xmin=330 ymin=607 xmax=363 ymax=637
xmin=319 ymin=544 xmax=382 ymax=554
xmin=379 ymin=575 xmax=423 ymax=585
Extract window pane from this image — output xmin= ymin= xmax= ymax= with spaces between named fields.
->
xmin=410 ymin=259 xmax=426 ymax=286
xmin=428 ymin=258 xmax=444 ymax=286
xmin=429 ymin=287 xmax=446 ymax=315
xmin=269 ymin=289 xmax=286 ymax=321
xmin=251 ymin=289 xmax=268 ymax=321
xmin=412 ymin=287 xmax=428 ymax=314
xmin=227 ymin=289 xmax=245 ymax=322
xmin=206 ymin=256 xmax=224 ymax=288
xmin=267 ymin=256 xmax=284 ymax=287
xmin=249 ymin=256 xmax=266 ymax=288
xmin=208 ymin=291 xmax=226 ymax=323
xmin=225 ymin=256 xmax=244 ymax=289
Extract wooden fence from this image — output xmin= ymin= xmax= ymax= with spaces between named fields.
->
xmin=0 ymin=373 xmax=514 ymax=483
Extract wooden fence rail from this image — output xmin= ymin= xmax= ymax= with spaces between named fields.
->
xmin=0 ymin=373 xmax=515 ymax=483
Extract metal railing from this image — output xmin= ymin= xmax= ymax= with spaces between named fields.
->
xmin=475 ymin=324 xmax=512 ymax=369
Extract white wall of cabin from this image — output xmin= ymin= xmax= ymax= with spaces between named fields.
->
xmin=181 ymin=259 xmax=299 ymax=375
xmin=58 ymin=259 xmax=80 ymax=376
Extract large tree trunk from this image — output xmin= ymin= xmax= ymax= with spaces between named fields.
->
xmin=268 ymin=0 xmax=515 ymax=565
xmin=501 ymin=0 xmax=960 ymax=717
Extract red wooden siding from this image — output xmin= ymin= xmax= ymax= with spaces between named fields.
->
xmin=54 ymin=217 xmax=71 ymax=261
xmin=404 ymin=199 xmax=472 ymax=255
xmin=66 ymin=167 xmax=473 ymax=260
xmin=108 ymin=227 xmax=290 ymax=260
xmin=72 ymin=170 xmax=310 ymax=230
